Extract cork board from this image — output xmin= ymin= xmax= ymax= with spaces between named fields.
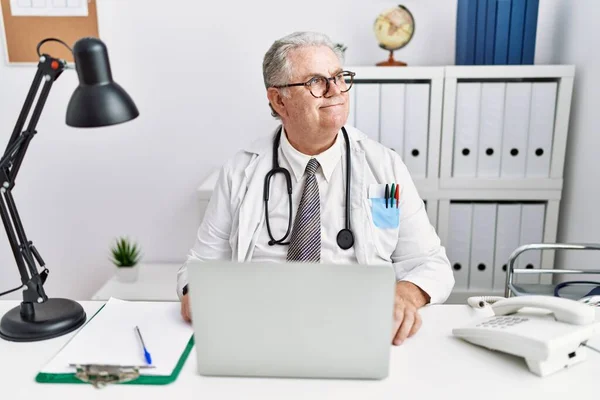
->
xmin=0 ymin=0 xmax=99 ymax=63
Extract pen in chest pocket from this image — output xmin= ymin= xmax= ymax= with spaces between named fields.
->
xmin=394 ymin=184 xmax=400 ymax=208
xmin=390 ymin=183 xmax=395 ymax=208
xmin=385 ymin=184 xmax=389 ymax=208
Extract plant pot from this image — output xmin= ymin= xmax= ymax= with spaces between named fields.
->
xmin=115 ymin=266 xmax=139 ymax=283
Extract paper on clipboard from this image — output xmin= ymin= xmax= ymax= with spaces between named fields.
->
xmin=39 ymin=298 xmax=193 ymax=377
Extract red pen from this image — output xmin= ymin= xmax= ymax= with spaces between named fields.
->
xmin=394 ymin=185 xmax=400 ymax=208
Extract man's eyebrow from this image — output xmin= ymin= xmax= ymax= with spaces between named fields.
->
xmin=300 ymin=68 xmax=344 ymax=81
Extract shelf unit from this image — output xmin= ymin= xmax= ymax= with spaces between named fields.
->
xmin=439 ymin=65 xmax=573 ymax=302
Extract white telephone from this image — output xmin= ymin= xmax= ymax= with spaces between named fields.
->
xmin=453 ymin=295 xmax=600 ymax=377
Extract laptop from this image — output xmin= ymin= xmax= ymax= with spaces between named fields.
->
xmin=187 ymin=260 xmax=396 ymax=380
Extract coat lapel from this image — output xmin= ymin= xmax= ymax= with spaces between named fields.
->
xmin=236 ymin=132 xmax=277 ymax=261
xmin=345 ymin=130 xmax=371 ymax=266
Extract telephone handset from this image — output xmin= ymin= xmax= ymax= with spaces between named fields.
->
xmin=453 ymin=295 xmax=600 ymax=377
xmin=491 ymin=296 xmax=595 ymax=325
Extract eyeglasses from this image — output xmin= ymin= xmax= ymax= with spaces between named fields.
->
xmin=273 ymin=70 xmax=356 ymax=98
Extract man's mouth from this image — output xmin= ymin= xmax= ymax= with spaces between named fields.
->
xmin=320 ymin=103 xmax=342 ymax=109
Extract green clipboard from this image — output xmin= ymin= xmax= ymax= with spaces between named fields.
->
xmin=35 ymin=302 xmax=195 ymax=387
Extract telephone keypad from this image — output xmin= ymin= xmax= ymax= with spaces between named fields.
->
xmin=476 ymin=316 xmax=529 ymax=329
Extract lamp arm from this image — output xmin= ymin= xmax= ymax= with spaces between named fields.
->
xmin=0 ymin=55 xmax=65 ymax=308
xmin=3 ymin=69 xmax=42 ymax=158
xmin=10 ymin=60 xmax=62 ymax=182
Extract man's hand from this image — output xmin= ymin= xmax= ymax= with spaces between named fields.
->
xmin=391 ymin=281 xmax=430 ymax=346
xmin=181 ymin=294 xmax=192 ymax=322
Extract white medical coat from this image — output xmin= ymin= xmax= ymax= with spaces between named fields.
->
xmin=177 ymin=125 xmax=454 ymax=304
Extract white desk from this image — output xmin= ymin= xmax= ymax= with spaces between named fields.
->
xmin=92 ymin=263 xmax=181 ymax=301
xmin=1 ymin=301 xmax=598 ymax=399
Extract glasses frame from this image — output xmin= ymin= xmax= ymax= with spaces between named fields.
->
xmin=273 ymin=70 xmax=356 ymax=98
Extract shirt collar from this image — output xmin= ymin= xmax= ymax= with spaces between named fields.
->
xmin=280 ymin=126 xmax=342 ymax=183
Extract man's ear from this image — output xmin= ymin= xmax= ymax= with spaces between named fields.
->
xmin=267 ymin=87 xmax=287 ymax=118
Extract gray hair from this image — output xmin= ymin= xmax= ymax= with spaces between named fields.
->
xmin=263 ymin=31 xmax=345 ymax=119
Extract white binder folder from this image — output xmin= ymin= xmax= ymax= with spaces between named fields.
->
xmin=501 ymin=83 xmax=532 ymax=178
xmin=468 ymin=203 xmax=497 ymax=290
xmin=526 ymin=82 xmax=557 ymax=177
xmin=355 ymin=83 xmax=380 ymax=141
xmin=515 ymin=203 xmax=546 ymax=285
xmin=404 ymin=83 xmax=429 ymax=179
xmin=477 ymin=83 xmax=505 ymax=177
xmin=447 ymin=203 xmax=473 ymax=290
xmin=379 ymin=83 xmax=405 ymax=155
xmin=453 ymin=83 xmax=481 ymax=177
xmin=347 ymin=84 xmax=357 ymax=127
xmin=493 ymin=204 xmax=522 ymax=292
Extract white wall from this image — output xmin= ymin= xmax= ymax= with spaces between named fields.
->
xmin=0 ymin=0 xmax=566 ymax=300
xmin=552 ymin=0 xmax=600 ymax=279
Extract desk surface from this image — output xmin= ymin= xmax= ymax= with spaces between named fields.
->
xmin=1 ymin=301 xmax=598 ymax=400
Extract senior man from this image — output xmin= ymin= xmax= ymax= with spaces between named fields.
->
xmin=177 ymin=31 xmax=454 ymax=346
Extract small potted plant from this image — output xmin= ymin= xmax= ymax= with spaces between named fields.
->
xmin=110 ymin=236 xmax=142 ymax=283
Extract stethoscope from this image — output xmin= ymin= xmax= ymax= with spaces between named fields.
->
xmin=263 ymin=126 xmax=354 ymax=250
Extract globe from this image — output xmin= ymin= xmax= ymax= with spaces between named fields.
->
xmin=373 ymin=5 xmax=415 ymax=66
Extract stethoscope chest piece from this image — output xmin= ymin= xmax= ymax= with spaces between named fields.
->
xmin=336 ymin=229 xmax=354 ymax=250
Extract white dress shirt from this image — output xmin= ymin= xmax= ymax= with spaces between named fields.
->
xmin=251 ymin=129 xmax=356 ymax=264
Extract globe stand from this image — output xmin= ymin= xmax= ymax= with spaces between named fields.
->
xmin=376 ymin=50 xmax=406 ymax=67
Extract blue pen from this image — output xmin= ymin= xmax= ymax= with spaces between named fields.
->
xmin=135 ymin=326 xmax=152 ymax=365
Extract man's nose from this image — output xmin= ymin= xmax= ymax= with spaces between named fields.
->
xmin=325 ymin=78 xmax=343 ymax=97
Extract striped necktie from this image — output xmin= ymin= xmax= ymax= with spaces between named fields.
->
xmin=287 ymin=158 xmax=321 ymax=262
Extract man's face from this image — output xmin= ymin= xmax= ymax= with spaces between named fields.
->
xmin=281 ymin=46 xmax=349 ymax=132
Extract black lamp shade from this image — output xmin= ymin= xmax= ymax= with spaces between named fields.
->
xmin=66 ymin=37 xmax=139 ymax=128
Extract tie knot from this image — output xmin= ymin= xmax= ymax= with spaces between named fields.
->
xmin=305 ymin=158 xmax=319 ymax=176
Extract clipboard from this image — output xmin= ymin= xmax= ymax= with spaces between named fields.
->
xmin=35 ymin=298 xmax=194 ymax=388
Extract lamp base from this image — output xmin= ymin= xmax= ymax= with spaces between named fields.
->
xmin=0 ymin=298 xmax=86 ymax=342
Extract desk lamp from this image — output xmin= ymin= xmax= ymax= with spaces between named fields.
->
xmin=0 ymin=37 xmax=138 ymax=342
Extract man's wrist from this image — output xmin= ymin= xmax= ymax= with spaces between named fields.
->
xmin=395 ymin=280 xmax=429 ymax=308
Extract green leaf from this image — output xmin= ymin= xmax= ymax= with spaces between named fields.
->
xmin=109 ymin=236 xmax=142 ymax=267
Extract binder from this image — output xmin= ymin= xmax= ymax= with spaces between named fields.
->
xmin=526 ymin=82 xmax=557 ymax=177
xmin=515 ymin=203 xmax=545 ymax=285
xmin=355 ymin=83 xmax=380 ymax=141
xmin=493 ymin=203 xmax=522 ymax=291
xmin=475 ymin=0 xmax=489 ymax=65
xmin=447 ymin=203 xmax=473 ymax=290
xmin=453 ymin=83 xmax=481 ymax=177
xmin=403 ymin=84 xmax=429 ymax=179
xmin=469 ymin=203 xmax=497 ymax=290
xmin=477 ymin=83 xmax=505 ymax=177
xmin=500 ymin=82 xmax=531 ymax=178
xmin=380 ymin=83 xmax=406 ymax=155
xmin=494 ymin=0 xmax=512 ymax=64
xmin=507 ymin=0 xmax=526 ymax=64
xmin=347 ymin=84 xmax=357 ymax=127
xmin=36 ymin=298 xmax=194 ymax=387
xmin=456 ymin=0 xmax=478 ymax=65
xmin=485 ymin=0 xmax=498 ymax=64
xmin=522 ymin=0 xmax=540 ymax=64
